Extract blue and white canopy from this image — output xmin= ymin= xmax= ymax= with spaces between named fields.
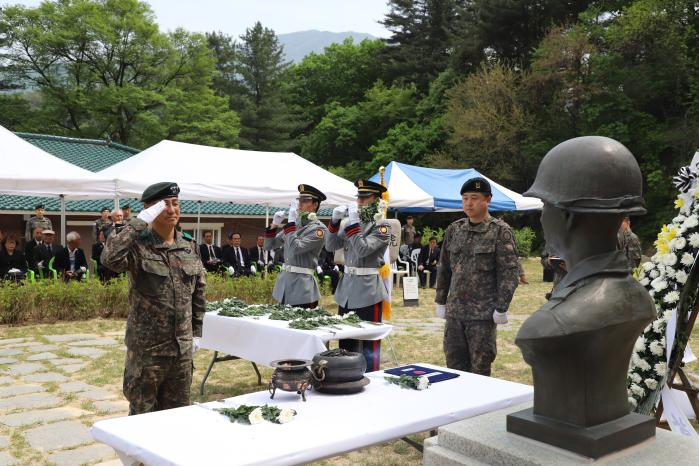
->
xmin=369 ymin=161 xmax=543 ymax=212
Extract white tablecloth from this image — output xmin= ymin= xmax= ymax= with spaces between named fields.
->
xmin=200 ymin=312 xmax=394 ymax=366
xmin=91 ymin=363 xmax=533 ymax=466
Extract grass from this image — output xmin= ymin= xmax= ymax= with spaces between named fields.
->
xmin=0 ymin=258 xmax=697 ymax=465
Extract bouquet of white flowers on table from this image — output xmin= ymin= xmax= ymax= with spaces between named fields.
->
xmin=385 ymin=374 xmax=430 ymax=390
xmin=216 ymin=404 xmax=297 ymax=424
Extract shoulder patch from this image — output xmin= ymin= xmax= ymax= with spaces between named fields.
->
xmin=500 ymin=229 xmax=514 ymax=243
xmin=316 ymin=228 xmax=325 ymax=238
xmin=379 ymin=225 xmax=389 ymax=235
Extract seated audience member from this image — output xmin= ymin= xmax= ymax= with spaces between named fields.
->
xmin=0 ymin=234 xmax=28 ymax=281
xmin=249 ymin=235 xmax=273 ymax=273
xmin=418 ymin=236 xmax=440 ymax=288
xmin=34 ymin=229 xmax=63 ymax=277
xmin=92 ymin=229 xmax=112 ymax=281
xmin=102 ymin=209 xmax=126 ymax=239
xmin=317 ymin=247 xmax=340 ymax=293
xmin=199 ymin=230 xmax=223 ymax=273
xmin=222 ymin=233 xmax=253 ymax=277
xmin=25 ymin=226 xmax=44 ymax=271
xmin=54 ymin=231 xmax=88 ymax=281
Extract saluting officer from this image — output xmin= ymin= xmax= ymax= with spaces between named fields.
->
xmin=101 ymin=182 xmax=206 ymax=415
xmin=325 ymin=179 xmax=391 ymax=372
xmin=435 ymin=177 xmax=519 ymax=376
xmin=264 ymin=185 xmax=329 ymax=308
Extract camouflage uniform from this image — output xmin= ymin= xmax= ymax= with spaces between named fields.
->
xmin=435 ymin=216 xmax=519 ymax=375
xmin=94 ymin=218 xmax=112 ymax=240
xmin=25 ymin=216 xmax=52 ymax=242
xmin=617 ymin=228 xmax=642 ymax=269
xmin=101 ymin=217 xmax=206 ymax=415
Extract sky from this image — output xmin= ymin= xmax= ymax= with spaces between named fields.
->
xmin=4 ymin=0 xmax=392 ymax=38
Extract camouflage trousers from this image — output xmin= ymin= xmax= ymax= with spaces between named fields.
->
xmin=123 ymin=349 xmax=193 ymax=415
xmin=443 ymin=317 xmax=497 ymax=376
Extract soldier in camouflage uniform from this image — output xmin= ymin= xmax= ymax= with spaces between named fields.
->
xmin=435 ymin=177 xmax=519 ymax=376
xmin=325 ymin=179 xmax=391 ymax=372
xmin=617 ymin=216 xmax=642 ymax=269
xmin=264 ymin=184 xmax=329 ymax=308
xmin=93 ymin=207 xmax=113 ymax=241
xmin=101 ymin=182 xmax=206 ymax=415
xmin=25 ymin=204 xmax=53 ymax=242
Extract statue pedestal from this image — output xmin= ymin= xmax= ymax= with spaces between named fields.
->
xmin=423 ymin=403 xmax=699 ymax=466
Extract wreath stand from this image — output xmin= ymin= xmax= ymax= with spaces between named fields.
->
xmin=655 ymin=303 xmax=699 ymax=428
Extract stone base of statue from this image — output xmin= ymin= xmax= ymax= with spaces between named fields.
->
xmin=423 ymin=403 xmax=699 ymax=466
xmin=506 ymin=407 xmax=655 ymax=459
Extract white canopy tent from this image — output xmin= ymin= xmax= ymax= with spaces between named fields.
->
xmin=0 ymin=125 xmax=115 ymax=243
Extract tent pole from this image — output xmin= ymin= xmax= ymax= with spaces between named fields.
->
xmin=114 ymin=196 xmax=119 ymax=211
xmin=197 ymin=201 xmax=202 ymax=242
xmin=60 ymin=195 xmax=66 ymax=246
xmin=265 ymin=204 xmax=270 ymax=228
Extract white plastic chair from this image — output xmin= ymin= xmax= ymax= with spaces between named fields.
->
xmin=392 ymin=259 xmax=409 ymax=287
xmin=410 ymin=248 xmax=421 ymax=277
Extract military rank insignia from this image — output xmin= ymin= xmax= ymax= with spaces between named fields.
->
xmin=316 ymin=228 xmax=325 ymax=238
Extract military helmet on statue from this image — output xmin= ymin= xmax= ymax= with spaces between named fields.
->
xmin=524 ymin=136 xmax=646 ymax=215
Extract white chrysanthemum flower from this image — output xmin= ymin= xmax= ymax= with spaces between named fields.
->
xmin=675 ymin=270 xmax=688 ymax=284
xmin=681 ymin=252 xmax=695 ymax=267
xmin=373 ymin=212 xmax=384 ymax=222
xmin=649 ymin=341 xmax=665 ymax=356
xmin=684 ymin=215 xmax=699 ymax=229
xmin=629 ymin=397 xmax=638 ymax=408
xmin=417 ymin=376 xmax=430 ymax=390
xmin=248 ymin=407 xmax=264 ymax=425
xmin=277 ymin=408 xmax=296 ymax=424
xmin=652 ymin=319 xmax=664 ymax=333
xmin=644 ymin=378 xmax=658 ymax=390
xmin=664 ymin=291 xmax=680 ymax=304
xmin=630 ymin=384 xmax=645 ymax=397
xmin=673 ymin=237 xmax=687 ymax=250
xmin=633 ymin=337 xmax=646 ymax=353
xmin=689 ymin=232 xmax=699 ymax=248
xmin=631 ymin=373 xmax=642 ymax=384
xmin=650 ymin=269 xmax=660 ymax=279
xmin=637 ymin=359 xmax=651 ymax=371
xmin=673 ymin=215 xmax=687 ymax=224
xmin=651 ymin=279 xmax=667 ymax=292
xmin=665 ymin=267 xmax=676 ymax=279
xmin=662 ymin=253 xmax=677 ymax=266
xmin=639 ymin=277 xmax=650 ymax=287
xmin=654 ymin=362 xmax=668 ymax=377
xmin=631 ymin=353 xmax=641 ymax=366
xmin=643 ymin=261 xmax=655 ymax=272
xmin=308 ymin=212 xmax=317 ymax=221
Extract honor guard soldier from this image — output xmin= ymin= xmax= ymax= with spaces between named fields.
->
xmin=325 ymin=179 xmax=391 ymax=372
xmin=25 ymin=204 xmax=53 ymax=242
xmin=101 ymin=182 xmax=206 ymax=415
xmin=435 ymin=177 xmax=519 ymax=376
xmin=264 ymin=184 xmax=329 ymax=308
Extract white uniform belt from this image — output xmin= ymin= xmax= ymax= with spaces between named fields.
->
xmin=344 ymin=266 xmax=379 ymax=276
xmin=282 ymin=264 xmax=315 ymax=275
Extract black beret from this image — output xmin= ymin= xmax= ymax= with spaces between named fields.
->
xmin=122 ymin=204 xmax=131 ymax=209
xmin=298 ymin=184 xmax=327 ymax=202
xmin=355 ymin=179 xmax=387 ymax=197
xmin=141 ymin=182 xmax=180 ymax=203
xmin=35 ymin=204 xmax=45 ymax=210
xmin=100 ymin=207 xmax=109 ymax=213
xmin=461 ymin=177 xmax=492 ymax=195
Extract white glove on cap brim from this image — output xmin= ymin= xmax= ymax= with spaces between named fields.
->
xmin=436 ymin=304 xmax=446 ymax=319
xmin=137 ymin=200 xmax=166 ymax=225
xmin=348 ymin=203 xmax=360 ymax=224
xmin=493 ymin=310 xmax=508 ymax=325
xmin=288 ymin=202 xmax=299 ymax=224
xmin=272 ymin=211 xmax=286 ymax=227
xmin=332 ymin=205 xmax=348 ymax=222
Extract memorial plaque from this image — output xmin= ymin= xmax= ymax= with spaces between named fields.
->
xmin=402 ymin=277 xmax=419 ymax=306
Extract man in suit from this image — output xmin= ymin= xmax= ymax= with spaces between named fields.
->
xmin=418 ymin=236 xmax=440 ymax=288
xmin=249 ymin=235 xmax=273 ymax=273
xmin=54 ymin=231 xmax=88 ymax=281
xmin=92 ymin=229 xmax=111 ymax=281
xmin=199 ymin=230 xmax=223 ymax=273
xmin=222 ymin=233 xmax=252 ymax=277
xmin=34 ymin=229 xmax=63 ymax=278
xmin=103 ymin=209 xmax=126 ymax=239
xmin=25 ymin=226 xmax=44 ymax=271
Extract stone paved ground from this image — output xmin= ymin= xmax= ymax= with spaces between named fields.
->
xmin=0 ymin=334 xmax=126 ymax=466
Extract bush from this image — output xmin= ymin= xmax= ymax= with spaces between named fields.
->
xmin=420 ymin=226 xmax=445 ymax=245
xmin=514 ymin=227 xmax=536 ymax=257
xmin=0 ymin=273 xmax=276 ymax=325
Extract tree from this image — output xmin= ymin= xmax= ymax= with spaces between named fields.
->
xmin=0 ymin=0 xmax=239 ymax=147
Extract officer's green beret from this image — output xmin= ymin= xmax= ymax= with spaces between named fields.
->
xmin=461 ymin=177 xmax=492 ymax=196
xmin=355 ymin=179 xmax=387 ymax=198
xmin=298 ymin=184 xmax=327 ymax=202
xmin=141 ymin=182 xmax=180 ymax=203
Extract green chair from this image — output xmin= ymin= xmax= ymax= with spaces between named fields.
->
xmin=26 ymin=270 xmax=35 ymax=283
xmin=47 ymin=257 xmax=58 ymax=280
xmin=91 ymin=259 xmax=99 ymax=280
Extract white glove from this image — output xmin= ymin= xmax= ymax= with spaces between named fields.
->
xmin=37 ymin=261 xmax=44 ymax=268
xmin=436 ymin=304 xmax=446 ymax=319
xmin=272 ymin=210 xmax=286 ymax=227
xmin=7 ymin=268 xmax=20 ymax=274
xmin=137 ymin=200 xmax=166 ymax=224
xmin=258 ymin=260 xmax=265 ymax=267
xmin=493 ymin=310 xmax=508 ymax=325
xmin=193 ymin=337 xmax=201 ymax=354
xmin=316 ymin=266 xmax=323 ymax=274
xmin=333 ymin=265 xmax=339 ymax=272
xmin=79 ymin=266 xmax=86 ymax=273
xmin=250 ymin=264 xmax=257 ymax=275
xmin=348 ymin=203 xmax=360 ymax=225
xmin=288 ymin=202 xmax=298 ymax=224
xmin=227 ymin=266 xmax=235 ymax=276
xmin=331 ymin=205 xmax=348 ymax=222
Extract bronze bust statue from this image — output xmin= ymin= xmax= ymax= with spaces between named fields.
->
xmin=506 ymin=136 xmax=657 ymax=458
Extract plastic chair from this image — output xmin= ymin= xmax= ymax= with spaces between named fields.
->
xmin=410 ymin=248 xmax=421 ymax=277
xmin=26 ymin=270 xmax=35 ymax=283
xmin=392 ymin=260 xmax=409 ymax=287
xmin=91 ymin=259 xmax=99 ymax=280
xmin=47 ymin=257 xmax=58 ymax=280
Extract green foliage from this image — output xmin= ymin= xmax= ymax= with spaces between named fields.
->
xmin=513 ymin=227 xmax=536 ymax=257
xmin=0 ymin=274 xmax=275 ymax=325
xmin=420 ymin=226 xmax=445 ymax=245
xmin=0 ymin=0 xmax=239 ymax=148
